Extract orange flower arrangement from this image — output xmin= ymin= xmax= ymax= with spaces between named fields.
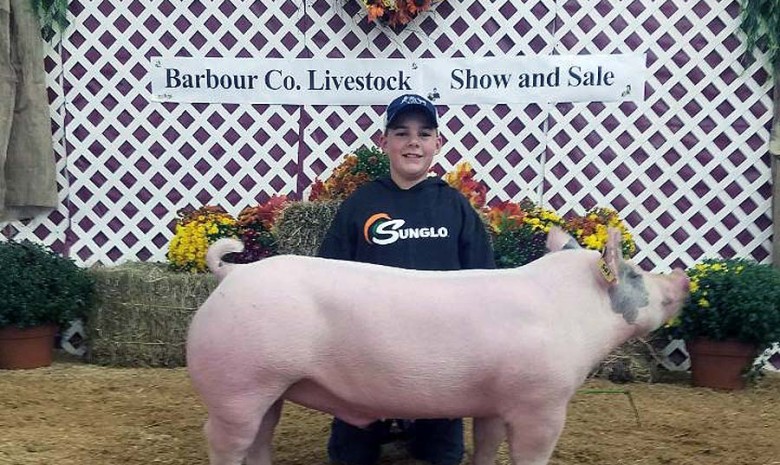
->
xmin=309 ymin=155 xmax=371 ymax=200
xmin=442 ymin=161 xmax=487 ymax=210
xmin=309 ymin=146 xmax=390 ymax=201
xmin=485 ymin=198 xmax=564 ymax=234
xmin=309 ymin=156 xmax=372 ymax=201
xmin=237 ymin=195 xmax=289 ymax=231
xmin=230 ymin=196 xmax=289 ymax=264
xmin=485 ymin=199 xmax=562 ymax=269
xmin=360 ymin=0 xmax=439 ymax=27
xmin=564 ymin=207 xmax=636 ymax=258
xmin=485 ymin=200 xmax=525 ymax=233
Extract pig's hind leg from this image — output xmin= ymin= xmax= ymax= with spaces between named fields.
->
xmin=244 ymin=400 xmax=284 ymax=465
xmin=202 ymin=389 xmax=286 ymax=465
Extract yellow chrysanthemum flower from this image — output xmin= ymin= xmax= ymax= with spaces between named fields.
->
xmin=167 ymin=208 xmax=238 ymax=273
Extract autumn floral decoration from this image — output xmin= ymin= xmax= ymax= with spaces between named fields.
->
xmin=565 ymin=207 xmax=636 ymax=258
xmin=167 ymin=206 xmax=239 ymax=273
xmin=360 ymin=0 xmax=441 ymax=27
xmin=309 ymin=146 xmax=390 ymax=201
xmin=487 ymin=199 xmax=565 ymax=269
xmin=231 ymin=195 xmax=289 ymax=264
xmin=442 ymin=162 xmax=556 ymax=268
xmin=442 ymin=161 xmax=636 ymax=268
xmin=442 ymin=161 xmax=486 ymax=210
xmin=166 ymin=197 xmax=289 ymax=272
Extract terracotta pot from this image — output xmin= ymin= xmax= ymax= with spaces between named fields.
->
xmin=0 ymin=325 xmax=57 ymax=370
xmin=687 ymin=338 xmax=758 ymax=390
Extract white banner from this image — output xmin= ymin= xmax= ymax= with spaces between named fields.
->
xmin=150 ymin=54 xmax=645 ymax=105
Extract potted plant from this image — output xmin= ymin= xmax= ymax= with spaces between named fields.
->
xmin=667 ymin=258 xmax=780 ymax=390
xmin=0 ymin=239 xmax=95 ymax=369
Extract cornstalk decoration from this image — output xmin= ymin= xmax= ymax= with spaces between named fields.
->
xmin=738 ymin=0 xmax=780 ymax=267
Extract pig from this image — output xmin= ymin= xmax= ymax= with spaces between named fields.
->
xmin=186 ymin=227 xmax=689 ymax=465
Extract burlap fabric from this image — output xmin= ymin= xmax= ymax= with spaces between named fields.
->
xmin=0 ymin=0 xmax=56 ymax=222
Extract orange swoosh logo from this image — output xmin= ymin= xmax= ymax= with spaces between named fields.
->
xmin=363 ymin=213 xmax=390 ymax=243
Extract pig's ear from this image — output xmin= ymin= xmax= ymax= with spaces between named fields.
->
xmin=598 ymin=227 xmax=623 ymax=285
xmin=546 ymin=226 xmax=581 ymax=253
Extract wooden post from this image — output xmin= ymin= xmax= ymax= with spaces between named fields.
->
xmin=772 ymin=59 xmax=780 ymax=268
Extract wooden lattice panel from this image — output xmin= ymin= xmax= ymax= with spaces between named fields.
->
xmin=544 ymin=0 xmax=774 ymax=271
xmin=60 ymin=1 xmax=304 ymax=264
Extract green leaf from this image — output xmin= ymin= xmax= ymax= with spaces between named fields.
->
xmin=41 ymin=24 xmax=55 ymax=42
xmin=739 ymin=0 xmax=780 ymax=65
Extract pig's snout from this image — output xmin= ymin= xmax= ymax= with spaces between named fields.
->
xmin=660 ymin=268 xmax=690 ymax=318
xmin=670 ymin=268 xmax=690 ymax=293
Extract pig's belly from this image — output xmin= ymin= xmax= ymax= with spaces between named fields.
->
xmin=282 ymin=377 xmax=497 ymax=427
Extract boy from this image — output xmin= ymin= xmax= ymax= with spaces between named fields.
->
xmin=318 ymin=94 xmax=495 ymax=465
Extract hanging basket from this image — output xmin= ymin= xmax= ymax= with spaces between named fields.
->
xmin=0 ymin=325 xmax=58 ymax=370
xmin=687 ymin=338 xmax=758 ymax=390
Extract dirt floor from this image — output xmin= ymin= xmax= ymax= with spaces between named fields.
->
xmin=1 ymin=355 xmax=779 ymax=465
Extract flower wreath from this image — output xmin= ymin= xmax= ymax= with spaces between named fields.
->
xmin=360 ymin=0 xmax=441 ymax=27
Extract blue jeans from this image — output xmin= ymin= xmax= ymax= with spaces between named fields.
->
xmin=328 ymin=417 xmax=464 ymax=465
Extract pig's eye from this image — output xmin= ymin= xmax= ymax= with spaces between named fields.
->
xmin=627 ymin=270 xmax=641 ymax=280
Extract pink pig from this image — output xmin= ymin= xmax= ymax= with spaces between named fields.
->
xmin=186 ymin=227 xmax=689 ymax=465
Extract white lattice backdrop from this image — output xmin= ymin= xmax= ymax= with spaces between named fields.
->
xmin=0 ymin=0 xmax=777 ymax=370
xmin=546 ymin=1 xmax=774 ymax=272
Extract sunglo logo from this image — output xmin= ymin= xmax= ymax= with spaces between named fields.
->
xmin=363 ymin=213 xmax=449 ymax=245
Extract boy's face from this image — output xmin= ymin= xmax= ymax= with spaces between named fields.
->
xmin=380 ymin=111 xmax=441 ymax=189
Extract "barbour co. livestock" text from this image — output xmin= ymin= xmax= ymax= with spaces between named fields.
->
xmin=165 ymin=68 xmax=413 ymax=91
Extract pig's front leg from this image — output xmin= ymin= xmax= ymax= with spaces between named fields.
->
xmin=472 ymin=416 xmax=506 ymax=465
xmin=504 ymin=405 xmax=567 ymax=465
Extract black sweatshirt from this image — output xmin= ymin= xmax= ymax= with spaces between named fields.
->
xmin=318 ymin=177 xmax=495 ymax=271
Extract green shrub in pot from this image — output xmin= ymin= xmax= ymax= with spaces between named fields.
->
xmin=0 ymin=239 xmax=95 ymax=329
xmin=668 ymin=258 xmax=780 ymax=348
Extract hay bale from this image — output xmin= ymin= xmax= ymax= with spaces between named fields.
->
xmin=275 ymin=200 xmax=341 ymax=256
xmin=593 ymin=336 xmax=666 ymax=383
xmin=86 ymin=262 xmax=217 ymax=367
xmin=83 ymin=201 xmax=340 ymax=368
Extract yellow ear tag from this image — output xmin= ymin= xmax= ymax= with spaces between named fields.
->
xmin=598 ymin=257 xmax=616 ymax=283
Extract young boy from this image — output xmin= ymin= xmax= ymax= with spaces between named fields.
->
xmin=318 ymin=94 xmax=496 ymax=465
